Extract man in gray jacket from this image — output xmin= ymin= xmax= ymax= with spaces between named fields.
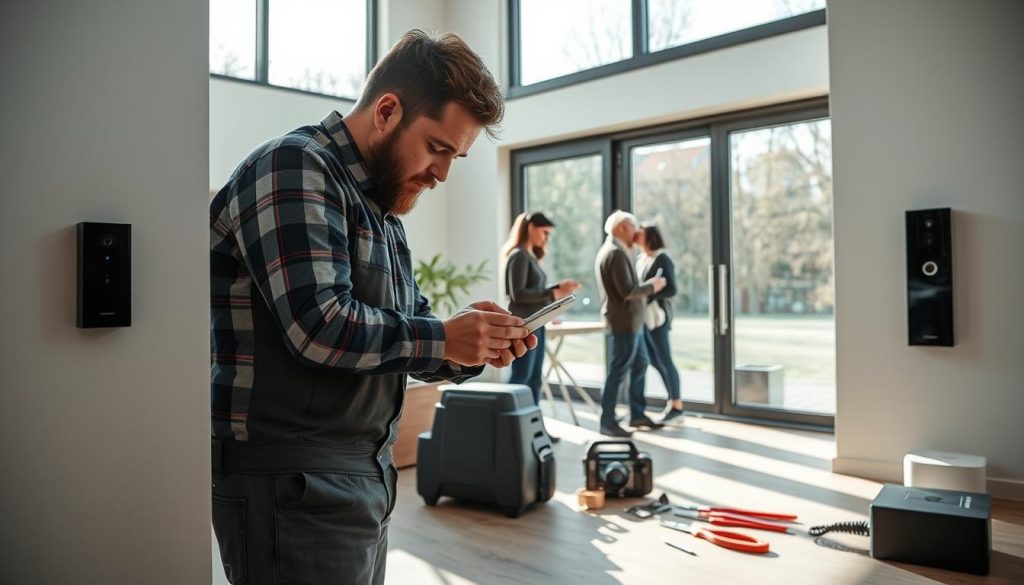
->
xmin=595 ymin=211 xmax=667 ymax=437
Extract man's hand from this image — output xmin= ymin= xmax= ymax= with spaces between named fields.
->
xmin=442 ymin=301 xmax=536 ymax=367
xmin=647 ymin=276 xmax=667 ymax=294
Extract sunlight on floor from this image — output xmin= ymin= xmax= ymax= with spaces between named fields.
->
xmin=386 ymin=549 xmax=478 ymax=585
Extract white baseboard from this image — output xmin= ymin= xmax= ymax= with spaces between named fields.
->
xmin=831 ymin=456 xmax=903 ymax=483
xmin=832 ymin=456 xmax=1024 ymax=501
xmin=988 ymin=477 xmax=1024 ymax=501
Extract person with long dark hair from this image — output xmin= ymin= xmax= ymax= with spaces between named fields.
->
xmin=636 ymin=222 xmax=685 ymax=424
xmin=501 ymin=212 xmax=580 ymax=435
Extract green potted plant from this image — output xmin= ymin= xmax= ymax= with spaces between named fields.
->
xmin=414 ymin=254 xmax=490 ymax=317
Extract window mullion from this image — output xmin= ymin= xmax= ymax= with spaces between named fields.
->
xmin=255 ymin=0 xmax=269 ymax=84
xmin=508 ymin=0 xmax=522 ymax=89
xmin=632 ymin=0 xmax=648 ymax=57
xmin=366 ymin=0 xmax=377 ymax=76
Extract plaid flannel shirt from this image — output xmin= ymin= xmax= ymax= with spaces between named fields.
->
xmin=211 ymin=111 xmax=477 ymax=444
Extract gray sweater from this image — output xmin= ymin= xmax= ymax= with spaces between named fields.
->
xmin=505 ymin=247 xmax=556 ymax=319
xmin=595 ymin=237 xmax=654 ymax=333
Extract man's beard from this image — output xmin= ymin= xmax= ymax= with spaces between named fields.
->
xmin=367 ymin=130 xmax=429 ymax=216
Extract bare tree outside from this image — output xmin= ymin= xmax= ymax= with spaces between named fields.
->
xmin=523 ymin=155 xmax=608 ymax=383
xmin=212 ymin=46 xmax=247 ymax=78
xmin=285 ymin=67 xmax=364 ymax=99
xmin=519 ymin=0 xmax=631 ymax=85
xmin=209 ymin=0 xmax=256 ymax=79
xmin=647 ymin=0 xmax=694 ymax=53
xmin=524 ymin=156 xmax=605 ymax=321
xmin=730 ymin=120 xmax=834 ymax=317
xmin=648 ymin=0 xmax=825 ymax=53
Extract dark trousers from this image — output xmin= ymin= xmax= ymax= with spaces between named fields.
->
xmin=602 ymin=331 xmax=649 ymax=424
xmin=644 ymin=323 xmax=681 ymax=400
xmin=508 ymin=325 xmax=546 ymax=405
xmin=212 ymin=466 xmax=397 ymax=585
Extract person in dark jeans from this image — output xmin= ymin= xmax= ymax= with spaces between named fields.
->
xmin=210 ymin=31 xmax=535 ymax=585
xmin=594 ymin=211 xmax=667 ymax=437
xmin=636 ymin=223 xmax=685 ymax=424
xmin=501 ymin=212 xmax=581 ymax=440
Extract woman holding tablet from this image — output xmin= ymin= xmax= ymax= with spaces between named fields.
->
xmin=501 ymin=212 xmax=581 ymax=430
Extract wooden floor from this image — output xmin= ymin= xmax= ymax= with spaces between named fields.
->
xmin=383 ymin=410 xmax=1024 ymax=585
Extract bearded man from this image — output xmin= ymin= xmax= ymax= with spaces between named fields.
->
xmin=209 ymin=30 xmax=534 ymax=585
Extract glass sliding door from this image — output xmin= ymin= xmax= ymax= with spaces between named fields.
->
xmin=515 ymin=142 xmax=611 ymax=387
xmin=725 ymin=116 xmax=835 ymax=418
xmin=627 ymin=133 xmax=716 ymax=406
xmin=512 ymin=99 xmax=834 ymax=427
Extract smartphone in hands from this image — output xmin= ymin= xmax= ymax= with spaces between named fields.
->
xmin=523 ymin=295 xmax=576 ymax=332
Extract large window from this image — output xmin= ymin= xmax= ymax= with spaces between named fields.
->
xmin=509 ymin=0 xmax=825 ymax=97
xmin=210 ymin=0 xmax=375 ymax=100
xmin=512 ymin=99 xmax=835 ymax=428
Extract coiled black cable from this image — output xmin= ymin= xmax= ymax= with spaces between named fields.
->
xmin=808 ymin=520 xmax=870 ymax=537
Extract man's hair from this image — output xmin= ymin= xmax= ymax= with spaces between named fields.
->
xmin=355 ymin=29 xmax=504 ymax=139
xmin=604 ymin=210 xmax=637 ymax=236
xmin=641 ymin=222 xmax=666 ymax=251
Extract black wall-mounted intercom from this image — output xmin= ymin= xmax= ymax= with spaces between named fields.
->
xmin=77 ymin=222 xmax=131 ymax=328
xmin=906 ymin=208 xmax=954 ymax=346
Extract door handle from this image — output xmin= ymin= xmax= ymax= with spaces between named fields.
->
xmin=717 ymin=264 xmax=729 ymax=336
xmin=708 ymin=264 xmax=716 ymax=334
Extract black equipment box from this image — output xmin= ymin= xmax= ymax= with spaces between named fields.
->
xmin=416 ymin=383 xmax=556 ymax=518
xmin=870 ymin=483 xmax=991 ymax=575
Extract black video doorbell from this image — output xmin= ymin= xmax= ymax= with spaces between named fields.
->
xmin=905 ymin=208 xmax=953 ymax=346
xmin=77 ymin=222 xmax=131 ymax=328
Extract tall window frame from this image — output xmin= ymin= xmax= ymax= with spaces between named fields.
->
xmin=510 ymin=97 xmax=835 ymax=429
xmin=508 ymin=0 xmax=826 ymax=98
xmin=210 ymin=0 xmax=377 ymax=101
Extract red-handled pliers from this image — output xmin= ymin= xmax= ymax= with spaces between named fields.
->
xmin=673 ymin=509 xmax=791 ymax=533
xmin=674 ymin=504 xmax=797 ymax=522
xmin=661 ymin=520 xmax=770 ymax=554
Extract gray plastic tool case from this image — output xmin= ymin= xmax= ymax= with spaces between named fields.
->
xmin=416 ymin=382 xmax=556 ymax=517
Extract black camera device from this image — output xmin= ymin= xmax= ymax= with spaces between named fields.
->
xmin=583 ymin=440 xmax=653 ymax=497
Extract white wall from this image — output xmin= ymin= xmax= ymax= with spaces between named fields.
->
xmin=0 ymin=1 xmax=211 ymax=583
xmin=828 ymin=0 xmax=1024 ymax=498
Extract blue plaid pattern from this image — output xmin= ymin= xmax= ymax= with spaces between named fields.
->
xmin=210 ymin=111 xmax=468 ymax=441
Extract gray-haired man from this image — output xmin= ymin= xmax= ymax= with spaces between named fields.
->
xmin=594 ymin=211 xmax=667 ymax=437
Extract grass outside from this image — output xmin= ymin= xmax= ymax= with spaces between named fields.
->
xmin=549 ymin=314 xmax=836 ymax=414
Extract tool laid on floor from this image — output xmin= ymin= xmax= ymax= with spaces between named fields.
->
xmin=664 ymin=540 xmax=697 ymax=556
xmin=673 ymin=508 xmax=792 ymax=533
xmin=674 ymin=503 xmax=797 ymax=522
xmin=625 ymin=492 xmax=671 ymax=518
xmin=661 ymin=520 xmax=770 ymax=554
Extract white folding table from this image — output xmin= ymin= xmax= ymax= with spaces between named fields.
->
xmin=539 ymin=321 xmax=604 ymax=425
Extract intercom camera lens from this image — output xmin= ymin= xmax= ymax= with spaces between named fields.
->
xmin=923 ymin=218 xmax=934 ymax=229
xmin=100 ymin=234 xmax=116 ymax=249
